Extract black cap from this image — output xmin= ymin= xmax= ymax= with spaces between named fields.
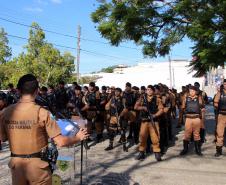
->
xmin=223 ymin=79 xmax=226 ymax=83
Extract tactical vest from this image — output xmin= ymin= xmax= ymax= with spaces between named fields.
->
xmin=55 ymin=88 xmax=68 ymax=109
xmin=35 ymin=94 xmax=49 ymax=108
xmin=123 ymin=91 xmax=136 ymax=109
xmin=140 ymin=95 xmax=158 ymax=119
xmin=100 ymin=93 xmax=108 ymax=110
xmin=110 ymin=97 xmax=123 ymax=116
xmin=7 ymin=91 xmax=18 ymax=105
xmin=185 ymin=96 xmax=200 ymax=114
xmin=87 ymin=92 xmax=97 ymax=107
xmin=218 ymin=91 xmax=226 ymax=112
xmin=74 ymin=96 xmax=84 ymax=110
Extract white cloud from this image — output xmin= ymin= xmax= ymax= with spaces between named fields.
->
xmin=35 ymin=0 xmax=48 ymax=5
xmin=24 ymin=7 xmax=43 ymax=13
xmin=50 ymin=0 xmax=62 ymax=4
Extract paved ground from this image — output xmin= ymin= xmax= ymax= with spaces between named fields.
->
xmin=1 ymin=105 xmax=226 ymax=185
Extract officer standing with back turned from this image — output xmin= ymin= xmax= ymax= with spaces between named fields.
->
xmin=0 ymin=74 xmax=88 ymax=185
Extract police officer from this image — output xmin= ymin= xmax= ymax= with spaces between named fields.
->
xmin=194 ymin=82 xmax=208 ymax=144
xmin=82 ymin=82 xmax=102 ymax=142
xmin=105 ymin=88 xmax=125 ymax=151
xmin=135 ymin=85 xmax=164 ymax=161
xmin=155 ymin=85 xmax=170 ymax=155
xmin=0 ymin=91 xmax=7 ymax=151
xmin=100 ymin=86 xmax=108 ymax=130
xmin=68 ymin=86 xmax=85 ymax=118
xmin=7 ymin=83 xmax=19 ymax=105
xmin=55 ymin=81 xmax=69 ymax=118
xmin=180 ymin=86 xmax=205 ymax=156
xmin=0 ymin=74 xmax=89 ymax=185
xmin=35 ymin=86 xmax=49 ymax=108
xmin=122 ymin=82 xmax=137 ymax=142
xmin=140 ymin=86 xmax=146 ymax=96
xmin=47 ymin=85 xmax=57 ymax=113
xmin=177 ymin=86 xmax=188 ymax=128
xmin=214 ymin=79 xmax=226 ymax=157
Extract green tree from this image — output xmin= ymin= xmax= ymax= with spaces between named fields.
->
xmin=92 ymin=0 xmax=226 ymax=77
xmin=0 ymin=27 xmax=12 ymax=88
xmin=26 ymin=22 xmax=45 ymax=58
xmin=0 ymin=22 xmax=75 ymax=88
xmin=99 ymin=65 xmax=117 ymax=73
xmin=0 ymin=28 xmax=11 ymax=64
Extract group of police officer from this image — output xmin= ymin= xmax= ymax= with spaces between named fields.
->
xmin=1 ymin=74 xmax=226 ymax=184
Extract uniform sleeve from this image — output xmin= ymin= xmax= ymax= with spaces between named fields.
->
xmin=199 ymin=96 xmax=205 ymax=108
xmin=181 ymin=96 xmax=186 ymax=109
xmin=157 ymin=97 xmax=164 ymax=110
xmin=105 ymin=99 xmax=112 ymax=111
xmin=40 ymin=109 xmax=61 ymax=139
xmin=154 ymin=98 xmax=164 ymax=117
xmin=214 ymin=92 xmax=220 ymax=104
xmin=0 ymin=110 xmax=7 ymax=141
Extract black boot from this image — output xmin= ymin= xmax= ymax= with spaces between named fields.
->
xmin=215 ymin=146 xmax=222 ymax=157
xmin=154 ymin=152 xmax=162 ymax=161
xmin=105 ymin=142 xmax=113 ymax=151
xmin=180 ymin=140 xmax=189 ymax=156
xmin=194 ymin=140 xmax=203 ymax=156
xmin=200 ymin=128 xmax=206 ymax=144
xmin=135 ymin=151 xmax=145 ymax=160
xmin=0 ymin=141 xmax=2 ymax=151
xmin=123 ymin=143 xmax=128 ymax=152
xmin=96 ymin=134 xmax=103 ymax=143
xmin=146 ymin=136 xmax=152 ymax=154
xmin=127 ymin=124 xmax=133 ymax=140
xmin=118 ymin=136 xmax=123 ymax=143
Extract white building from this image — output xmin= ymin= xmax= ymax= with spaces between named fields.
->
xmin=90 ymin=60 xmax=205 ymax=92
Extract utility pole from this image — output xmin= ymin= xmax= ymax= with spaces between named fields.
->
xmin=76 ymin=25 xmax=81 ymax=84
xmin=172 ymin=67 xmax=175 ymax=88
xmin=168 ymin=55 xmax=172 ymax=89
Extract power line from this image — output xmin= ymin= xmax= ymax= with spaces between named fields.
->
xmin=7 ymin=34 xmax=141 ymax=62
xmin=0 ymin=16 xmax=191 ymax=59
xmin=0 ymin=16 xmax=140 ymax=50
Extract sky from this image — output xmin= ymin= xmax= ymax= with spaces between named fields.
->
xmin=0 ymin=0 xmax=194 ymax=74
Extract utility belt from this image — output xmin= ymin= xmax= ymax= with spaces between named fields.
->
xmin=11 ymin=144 xmax=58 ymax=174
xmin=11 ymin=152 xmax=41 ymax=158
xmin=218 ymin=110 xmax=226 ymax=115
xmin=89 ymin=106 xmax=97 ymax=111
xmin=141 ymin=118 xmax=158 ymax=122
xmin=185 ymin=114 xmax=200 ymax=119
